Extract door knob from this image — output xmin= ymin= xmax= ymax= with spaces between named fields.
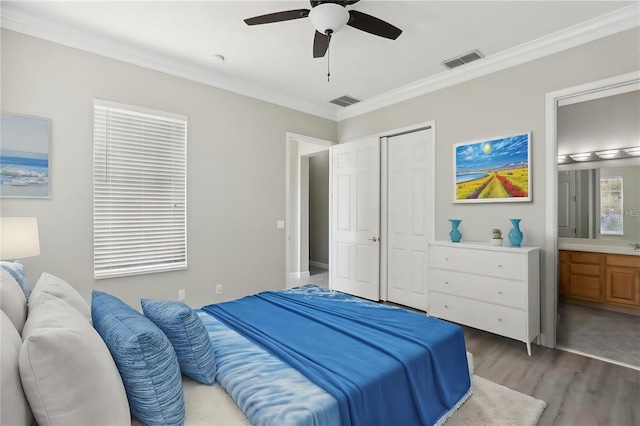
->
xmin=368 ymin=237 xmax=379 ymax=242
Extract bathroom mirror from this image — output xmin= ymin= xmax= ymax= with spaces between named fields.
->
xmin=558 ymin=164 xmax=640 ymax=241
xmin=557 ymin=87 xmax=640 ymax=242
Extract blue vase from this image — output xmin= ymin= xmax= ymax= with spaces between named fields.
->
xmin=508 ymin=219 xmax=523 ymax=247
xmin=449 ymin=219 xmax=462 ymax=243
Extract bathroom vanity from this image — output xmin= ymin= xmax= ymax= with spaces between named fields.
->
xmin=559 ymin=242 xmax=640 ymax=314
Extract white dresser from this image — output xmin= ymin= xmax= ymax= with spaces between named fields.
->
xmin=428 ymin=241 xmax=540 ymax=355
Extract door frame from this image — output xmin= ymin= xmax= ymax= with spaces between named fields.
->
xmin=544 ymin=71 xmax=639 ymax=347
xmin=285 ymin=132 xmax=335 ymax=288
xmin=339 ymin=121 xmax=435 ymax=301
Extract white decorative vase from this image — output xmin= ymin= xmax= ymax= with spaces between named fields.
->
xmin=490 ymin=238 xmax=503 ymax=246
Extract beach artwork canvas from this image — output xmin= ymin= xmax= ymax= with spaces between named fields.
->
xmin=454 ymin=132 xmax=531 ymax=203
xmin=0 ymin=113 xmax=50 ymax=198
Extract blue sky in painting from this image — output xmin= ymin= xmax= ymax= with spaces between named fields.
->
xmin=455 ymin=133 xmax=529 ymax=172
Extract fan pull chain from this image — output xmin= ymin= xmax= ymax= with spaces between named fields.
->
xmin=327 ymin=42 xmax=331 ymax=82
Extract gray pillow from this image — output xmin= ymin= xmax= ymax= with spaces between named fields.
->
xmin=0 ymin=268 xmax=28 ymax=334
xmin=31 ymin=272 xmax=92 ymax=323
xmin=0 ymin=311 xmax=34 ymax=426
xmin=20 ymin=292 xmax=131 ymax=426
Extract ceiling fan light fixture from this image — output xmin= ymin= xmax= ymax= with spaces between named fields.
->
xmin=309 ymin=3 xmax=349 ymax=35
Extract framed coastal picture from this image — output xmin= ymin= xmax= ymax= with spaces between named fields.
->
xmin=0 ymin=113 xmax=51 ymax=198
xmin=454 ymin=132 xmax=531 ymax=203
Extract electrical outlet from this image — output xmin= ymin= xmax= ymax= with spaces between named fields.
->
xmin=216 ymin=284 xmax=223 ymax=294
xmin=178 ymin=289 xmax=186 ymax=301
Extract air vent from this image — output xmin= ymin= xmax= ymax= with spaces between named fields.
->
xmin=441 ymin=49 xmax=484 ymax=69
xmin=329 ymin=95 xmax=361 ymax=107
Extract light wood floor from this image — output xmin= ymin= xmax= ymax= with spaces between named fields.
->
xmin=463 ymin=325 xmax=640 ymax=426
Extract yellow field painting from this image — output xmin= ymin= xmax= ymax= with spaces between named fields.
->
xmin=456 ymin=167 xmax=529 ymax=200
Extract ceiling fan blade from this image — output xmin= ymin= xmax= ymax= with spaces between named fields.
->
xmin=347 ymin=10 xmax=402 ymax=40
xmin=244 ymin=9 xmax=310 ymax=26
xmin=313 ymin=31 xmax=331 ymax=58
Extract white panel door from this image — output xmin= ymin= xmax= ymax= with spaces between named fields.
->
xmin=386 ymin=129 xmax=432 ymax=311
xmin=558 ymin=170 xmax=577 ymax=238
xmin=331 ymin=137 xmax=380 ymax=301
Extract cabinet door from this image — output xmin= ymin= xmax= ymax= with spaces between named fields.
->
xmin=567 ymin=275 xmax=602 ymax=302
xmin=605 ymin=267 xmax=640 ymax=307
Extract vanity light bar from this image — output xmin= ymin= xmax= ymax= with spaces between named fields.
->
xmin=595 ymin=149 xmax=621 ymax=159
xmin=569 ymin=152 xmax=595 ymax=162
xmin=559 ymin=145 xmax=640 ymax=164
xmin=623 ymin=147 xmax=640 ymax=156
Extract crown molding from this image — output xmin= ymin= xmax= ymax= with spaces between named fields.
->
xmin=0 ymin=8 xmax=340 ymax=121
xmin=337 ymin=3 xmax=640 ymax=121
xmin=2 ymin=4 xmax=638 ymax=123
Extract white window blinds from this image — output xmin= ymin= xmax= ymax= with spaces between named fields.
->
xmin=93 ymin=100 xmax=187 ymax=279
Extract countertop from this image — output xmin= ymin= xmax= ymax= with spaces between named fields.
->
xmin=558 ymin=239 xmax=640 ymax=256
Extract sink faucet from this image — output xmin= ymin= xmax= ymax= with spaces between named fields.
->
xmin=632 ymin=243 xmax=640 ymax=250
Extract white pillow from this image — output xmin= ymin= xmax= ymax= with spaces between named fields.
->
xmin=31 ymin=272 xmax=92 ymax=323
xmin=20 ymin=292 xmax=131 ymax=426
xmin=0 ymin=311 xmax=34 ymax=426
xmin=0 ymin=268 xmax=28 ymax=334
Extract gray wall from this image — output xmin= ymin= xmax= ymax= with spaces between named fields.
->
xmin=338 ymin=28 xmax=640 ymax=343
xmin=309 ymin=151 xmax=329 ymax=266
xmin=557 ymin=90 xmax=640 ymax=155
xmin=0 ymin=29 xmax=337 ymax=307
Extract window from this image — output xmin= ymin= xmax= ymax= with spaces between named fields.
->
xmin=93 ymin=100 xmax=187 ymax=278
xmin=600 ymin=176 xmax=623 ymax=235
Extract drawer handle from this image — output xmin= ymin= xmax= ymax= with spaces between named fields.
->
xmin=444 ymin=281 xmax=449 ymax=285
xmin=497 ymin=318 xmax=503 ymax=322
xmin=444 ymin=305 xmax=448 ymax=308
xmin=498 ymin=291 xmax=502 ymax=295
xmin=497 ymin=264 xmax=503 ymax=268
xmin=445 ymin=257 xmax=449 ymax=261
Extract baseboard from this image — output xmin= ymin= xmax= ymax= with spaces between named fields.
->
xmin=309 ymin=261 xmax=329 ymax=269
xmin=289 ymin=271 xmax=311 ymax=279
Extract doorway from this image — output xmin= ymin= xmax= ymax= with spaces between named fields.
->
xmin=285 ymin=133 xmax=334 ymax=289
xmin=546 ymin=72 xmax=640 ymax=369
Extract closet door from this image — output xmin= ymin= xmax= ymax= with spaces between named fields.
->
xmin=330 ymin=137 xmax=380 ymax=301
xmin=386 ymin=129 xmax=433 ymax=311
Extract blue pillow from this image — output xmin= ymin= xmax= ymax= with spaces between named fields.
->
xmin=141 ymin=299 xmax=217 ymax=385
xmin=91 ymin=291 xmax=184 ymax=426
xmin=0 ymin=261 xmax=30 ymax=301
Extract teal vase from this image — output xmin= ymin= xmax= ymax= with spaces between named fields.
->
xmin=508 ymin=219 xmax=523 ymax=247
xmin=449 ymin=219 xmax=462 ymax=243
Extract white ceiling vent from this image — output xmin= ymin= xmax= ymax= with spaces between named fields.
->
xmin=441 ymin=49 xmax=484 ymax=69
xmin=329 ymin=95 xmax=361 ymax=107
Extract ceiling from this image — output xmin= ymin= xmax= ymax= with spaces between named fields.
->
xmin=1 ymin=1 xmax=638 ymax=120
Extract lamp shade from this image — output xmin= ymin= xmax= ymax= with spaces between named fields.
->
xmin=0 ymin=217 xmax=41 ymax=260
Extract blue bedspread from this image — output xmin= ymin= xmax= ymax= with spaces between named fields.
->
xmin=202 ymin=286 xmax=471 ymax=426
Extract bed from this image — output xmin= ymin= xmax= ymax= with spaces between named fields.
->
xmin=3 ymin=266 xmax=471 ymax=426
xmin=199 ymin=285 xmax=472 ymax=426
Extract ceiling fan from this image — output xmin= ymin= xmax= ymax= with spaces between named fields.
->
xmin=244 ymin=0 xmax=403 ymax=58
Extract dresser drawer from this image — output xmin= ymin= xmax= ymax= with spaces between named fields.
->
xmin=429 ymin=269 xmax=525 ymax=309
xmin=429 ymin=293 xmax=527 ymax=342
xmin=430 ymin=245 xmax=526 ymax=281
